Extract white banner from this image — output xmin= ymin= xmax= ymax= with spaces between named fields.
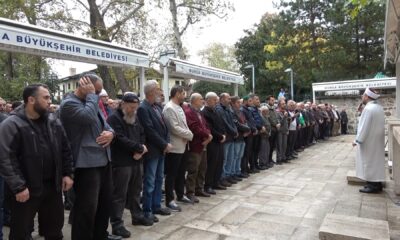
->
xmin=0 ymin=19 xmax=149 ymax=68
xmin=313 ymin=78 xmax=396 ymax=91
xmin=175 ymin=61 xmax=244 ymax=85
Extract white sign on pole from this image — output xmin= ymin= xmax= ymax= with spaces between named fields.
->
xmin=312 ymin=78 xmax=396 ymax=91
xmin=174 ymin=61 xmax=244 ymax=85
xmin=0 ymin=18 xmax=149 ymax=67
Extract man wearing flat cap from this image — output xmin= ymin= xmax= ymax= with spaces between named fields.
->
xmin=352 ymin=88 xmax=385 ymax=193
xmin=107 ymin=93 xmax=148 ymax=237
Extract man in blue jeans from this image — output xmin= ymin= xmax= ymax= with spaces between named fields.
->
xmin=216 ymin=93 xmax=239 ymax=185
xmin=137 ymin=80 xmax=171 ymax=224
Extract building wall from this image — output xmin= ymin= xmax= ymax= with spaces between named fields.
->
xmin=316 ymin=93 xmax=396 ymax=134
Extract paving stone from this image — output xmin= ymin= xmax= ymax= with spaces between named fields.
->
xmin=290 ymin=226 xmax=319 ymax=240
xmin=220 ymin=207 xmax=256 ymax=225
xmin=161 ymin=227 xmax=220 ymax=240
xmin=319 ymin=213 xmax=390 ymax=240
xmin=199 ymin=200 xmax=239 ymax=222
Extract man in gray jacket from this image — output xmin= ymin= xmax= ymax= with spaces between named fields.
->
xmin=60 ymin=74 xmax=116 ymax=240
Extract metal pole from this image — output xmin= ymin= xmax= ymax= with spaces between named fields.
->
xmin=163 ymin=65 xmax=169 ymax=102
xmin=252 ymin=65 xmax=255 ymax=94
xmin=233 ymin=83 xmax=238 ymax=96
xmin=139 ymin=67 xmax=145 ymax=100
xmin=290 ymin=70 xmax=294 ymax=100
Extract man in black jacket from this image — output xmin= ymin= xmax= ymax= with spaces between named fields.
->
xmin=137 ymin=80 xmax=171 ymax=224
xmin=340 ymin=109 xmax=348 ymax=134
xmin=241 ymin=96 xmax=259 ymax=174
xmin=107 ymin=93 xmax=148 ymax=237
xmin=216 ymin=93 xmax=239 ymax=185
xmin=202 ymin=92 xmax=227 ymax=194
xmin=0 ymin=84 xmax=73 ymax=240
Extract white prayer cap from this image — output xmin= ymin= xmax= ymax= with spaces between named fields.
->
xmin=99 ymin=89 xmax=108 ymax=97
xmin=364 ymin=87 xmax=380 ymax=99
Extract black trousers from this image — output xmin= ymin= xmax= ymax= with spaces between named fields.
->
xmin=9 ymin=182 xmax=64 ymax=240
xmin=205 ymin=141 xmax=223 ymax=188
xmin=268 ymin=130 xmax=278 ymax=163
xmin=286 ymin=130 xmax=297 ymax=158
xmin=165 ymin=152 xmax=186 ymax=204
xmin=72 ymin=164 xmax=112 ymax=240
xmin=241 ymin=136 xmax=253 ymax=173
xmin=341 ymin=123 xmax=348 ymax=134
xmin=110 ymin=164 xmax=142 ymax=230
xmin=252 ymin=135 xmax=261 ymax=168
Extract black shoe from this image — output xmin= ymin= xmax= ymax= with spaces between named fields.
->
xmin=132 ymin=215 xmax=154 ymax=226
xmin=214 ymin=184 xmax=227 ymax=190
xmin=227 ymin=177 xmax=238 ymax=184
xmin=112 ymin=227 xmax=131 ymax=238
xmin=195 ymin=190 xmax=211 ymax=197
xmin=153 ymin=207 xmax=171 ymax=216
xmin=233 ymin=176 xmax=242 ymax=181
xmin=359 ymin=186 xmax=382 ymax=194
xmin=258 ymin=165 xmax=268 ymax=170
xmin=220 ymin=180 xmax=232 ymax=187
xmin=251 ymin=168 xmax=260 ymax=173
xmin=239 ymin=173 xmax=249 ymax=178
xmin=108 ymin=234 xmax=123 ymax=240
xmin=276 ymin=162 xmax=282 ymax=165
xmin=205 ymin=187 xmax=216 ymax=195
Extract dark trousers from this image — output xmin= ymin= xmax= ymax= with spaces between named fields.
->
xmin=341 ymin=123 xmax=348 ymax=134
xmin=165 ymin=153 xmax=186 ymax=204
xmin=268 ymin=130 xmax=278 ymax=164
xmin=110 ymin=164 xmax=142 ymax=230
xmin=295 ymin=128 xmax=304 ymax=150
xmin=72 ymin=164 xmax=112 ymax=240
xmin=286 ymin=130 xmax=297 ymax=158
xmin=258 ymin=136 xmax=270 ymax=166
xmin=205 ymin=141 xmax=223 ymax=188
xmin=185 ymin=151 xmax=207 ymax=195
xmin=241 ymin=136 xmax=253 ymax=173
xmin=308 ymin=124 xmax=315 ymax=144
xmin=252 ymin=135 xmax=261 ymax=168
xmin=9 ymin=182 xmax=64 ymax=240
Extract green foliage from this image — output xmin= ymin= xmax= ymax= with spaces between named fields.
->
xmin=235 ymin=0 xmax=392 ymax=101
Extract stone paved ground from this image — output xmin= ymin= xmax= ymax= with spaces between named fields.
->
xmin=13 ymin=135 xmax=400 ymax=239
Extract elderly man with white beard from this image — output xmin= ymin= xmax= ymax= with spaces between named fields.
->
xmin=352 ymin=88 xmax=385 ymax=194
xmin=107 ymin=93 xmax=148 ymax=238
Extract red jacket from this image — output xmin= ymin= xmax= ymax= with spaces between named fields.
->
xmin=184 ymin=105 xmax=210 ymax=153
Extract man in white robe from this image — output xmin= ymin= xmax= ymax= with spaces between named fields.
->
xmin=352 ymin=87 xmax=385 ymax=193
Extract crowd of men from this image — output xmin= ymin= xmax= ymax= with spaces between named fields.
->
xmin=0 ymin=74 xmax=350 ymax=240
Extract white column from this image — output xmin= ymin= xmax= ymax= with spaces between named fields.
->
xmin=139 ymin=67 xmax=145 ymax=100
xmin=312 ymin=89 xmax=316 ymax=103
xmin=397 ymin=62 xmax=400 ymax=118
xmin=233 ymin=83 xmax=238 ymax=96
xmin=163 ymin=65 xmax=169 ymax=102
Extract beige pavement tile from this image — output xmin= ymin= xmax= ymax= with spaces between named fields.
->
xmin=160 ymin=227 xmax=220 ymax=240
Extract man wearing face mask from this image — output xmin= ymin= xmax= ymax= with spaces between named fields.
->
xmin=0 ymin=84 xmax=74 ymax=240
xmin=60 ymin=73 xmax=116 ymax=240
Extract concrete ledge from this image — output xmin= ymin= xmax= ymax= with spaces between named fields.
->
xmin=319 ymin=214 xmax=389 ymax=240
xmin=347 ymin=170 xmax=366 ymax=185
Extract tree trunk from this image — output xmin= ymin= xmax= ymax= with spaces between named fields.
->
xmin=97 ymin=65 xmax=116 ymax=97
xmin=112 ymin=67 xmax=130 ymax=93
xmin=169 ymin=0 xmax=185 ymax=59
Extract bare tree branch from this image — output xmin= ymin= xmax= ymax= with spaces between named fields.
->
xmin=108 ymin=1 xmax=144 ymax=35
xmin=75 ymin=0 xmax=90 ymax=11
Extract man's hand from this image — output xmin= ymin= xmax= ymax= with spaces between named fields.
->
xmin=164 ymin=143 xmax=173 ymax=154
xmin=96 ymin=131 xmax=114 ymax=147
xmin=243 ymin=131 xmax=250 ymax=137
xmin=133 ymin=153 xmax=142 ymax=160
xmin=16 ymin=188 xmax=29 ymax=203
xmin=276 ymin=124 xmax=281 ymax=129
xmin=352 ymin=141 xmax=357 ymax=147
xmin=220 ymin=135 xmax=226 ymax=143
xmin=78 ymin=77 xmax=95 ymax=95
xmin=62 ymin=176 xmax=74 ymax=192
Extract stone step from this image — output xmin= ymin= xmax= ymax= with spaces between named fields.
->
xmin=319 ymin=213 xmax=389 ymax=240
xmin=347 ymin=170 xmax=366 ymax=185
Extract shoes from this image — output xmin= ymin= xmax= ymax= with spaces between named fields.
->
xmin=258 ymin=165 xmax=268 ymax=170
xmin=286 ymin=156 xmax=294 ymax=160
xmin=233 ymin=176 xmax=242 ymax=181
xmin=178 ymin=195 xmax=194 ymax=204
xmin=108 ymin=234 xmax=123 ymax=240
xmin=205 ymin=187 xmax=216 ymax=195
xmin=112 ymin=227 xmax=131 ymax=238
xmin=238 ymin=173 xmax=249 ymax=178
xmin=214 ymin=184 xmax=227 ymax=190
xmin=187 ymin=194 xmax=200 ymax=203
xmin=167 ymin=200 xmax=182 ymax=212
xmin=252 ymin=168 xmax=260 ymax=173
xmin=132 ymin=215 xmax=154 ymax=226
xmin=359 ymin=186 xmax=382 ymax=194
xmin=276 ymin=162 xmax=282 ymax=165
xmin=226 ymin=177 xmax=238 ymax=184
xmin=153 ymin=207 xmax=171 ymax=216
xmin=195 ymin=190 xmax=211 ymax=197
xmin=220 ymin=180 xmax=232 ymax=187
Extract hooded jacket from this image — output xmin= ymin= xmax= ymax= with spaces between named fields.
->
xmin=0 ymin=105 xmax=73 ymax=196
